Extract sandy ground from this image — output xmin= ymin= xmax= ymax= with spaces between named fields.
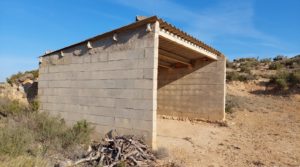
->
xmin=157 ymin=81 xmax=300 ymax=167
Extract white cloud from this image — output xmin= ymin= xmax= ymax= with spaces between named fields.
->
xmin=113 ymin=0 xmax=279 ymax=46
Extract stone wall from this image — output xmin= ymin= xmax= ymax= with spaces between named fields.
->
xmin=157 ymin=56 xmax=226 ymax=121
xmin=38 ymin=24 xmax=159 ymax=147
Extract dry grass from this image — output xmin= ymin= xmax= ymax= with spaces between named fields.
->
xmin=0 ymin=97 xmax=94 ymax=164
xmin=0 ymin=155 xmax=51 ymax=167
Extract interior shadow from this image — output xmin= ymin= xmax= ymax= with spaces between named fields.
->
xmin=23 ymin=81 xmax=38 ymax=102
xmin=158 ymin=59 xmax=215 ymax=89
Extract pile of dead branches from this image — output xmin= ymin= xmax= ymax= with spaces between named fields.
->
xmin=59 ymin=134 xmax=157 ymax=167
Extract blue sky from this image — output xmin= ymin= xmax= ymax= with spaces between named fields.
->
xmin=0 ymin=0 xmax=299 ymax=81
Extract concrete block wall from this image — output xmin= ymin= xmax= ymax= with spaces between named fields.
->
xmin=38 ymin=24 xmax=159 ymax=147
xmin=157 ymin=56 xmax=226 ymax=121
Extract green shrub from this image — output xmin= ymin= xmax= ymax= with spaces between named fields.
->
xmin=71 ymin=120 xmax=93 ymax=144
xmin=287 ymin=56 xmax=300 ymax=68
xmin=26 ymin=112 xmax=93 ymax=152
xmin=269 ymin=62 xmax=283 ymax=70
xmin=239 ymin=60 xmax=259 ymax=73
xmin=26 ymin=70 xmax=39 ymax=79
xmin=226 ymin=71 xmax=240 ymax=82
xmin=289 ymin=70 xmax=300 ymax=85
xmin=225 ymin=103 xmax=235 ymax=114
xmin=226 ymin=71 xmax=256 ymax=82
xmin=260 ymin=58 xmax=272 ymax=63
xmin=0 ymin=100 xmax=28 ymax=116
xmin=29 ymin=100 xmax=39 ymax=112
xmin=0 ymin=126 xmax=34 ymax=157
xmin=225 ymin=95 xmax=238 ymax=114
xmin=269 ymin=70 xmax=300 ymax=90
xmin=273 ymin=55 xmax=287 ymax=61
xmin=6 ymin=70 xmax=38 ymax=85
xmin=6 ymin=72 xmax=23 ymax=85
xmin=61 ymin=120 xmax=93 ymax=149
xmin=0 ymin=97 xmax=93 ymax=159
xmin=29 ymin=112 xmax=66 ymax=145
xmin=240 ymin=74 xmax=256 ymax=81
xmin=274 ymin=78 xmax=288 ymax=90
xmin=234 ymin=58 xmax=257 ymax=63
xmin=240 ymin=65 xmax=251 ymax=73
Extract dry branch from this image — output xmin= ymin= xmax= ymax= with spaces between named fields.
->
xmin=58 ymin=133 xmax=157 ymax=167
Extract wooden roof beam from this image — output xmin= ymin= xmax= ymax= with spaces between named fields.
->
xmin=159 ymin=29 xmax=218 ymax=60
xmin=159 ymin=64 xmax=173 ymax=70
xmin=159 ymin=49 xmax=192 ymax=68
xmin=159 ymin=54 xmax=192 ymax=68
xmin=159 ymin=60 xmax=173 ymax=70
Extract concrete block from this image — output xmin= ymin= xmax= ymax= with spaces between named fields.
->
xmin=144 ymin=47 xmax=156 ymax=58
xmin=132 ymin=120 xmax=153 ymax=131
xmin=39 ymin=81 xmax=48 ymax=88
xmin=83 ymin=55 xmax=91 ymax=63
xmin=84 ymin=106 xmax=115 ymax=117
xmin=143 ymin=69 xmax=154 ymax=79
xmin=94 ymin=124 xmax=114 ymax=136
xmin=115 ymin=108 xmax=153 ymax=121
xmin=78 ymin=97 xmax=115 ymax=108
xmin=39 ymin=67 xmax=49 ymax=74
xmin=108 ymin=49 xmax=143 ymax=61
xmin=115 ymin=99 xmax=153 ymax=110
xmin=134 ymin=79 xmax=153 ymax=89
xmin=91 ymin=54 xmax=98 ymax=63
xmin=39 ymin=96 xmax=48 ymax=103
xmin=106 ymin=59 xmax=139 ymax=70
xmin=71 ymin=56 xmax=84 ymax=64
xmin=114 ymin=117 xmax=132 ymax=129
xmin=84 ymin=115 xmax=114 ymax=126
xmin=138 ymin=57 xmax=155 ymax=69
xmin=63 ymin=55 xmax=72 ymax=65
xmin=98 ymin=52 xmax=108 ymax=62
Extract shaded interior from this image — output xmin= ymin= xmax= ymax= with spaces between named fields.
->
xmin=157 ymin=35 xmax=215 ymax=118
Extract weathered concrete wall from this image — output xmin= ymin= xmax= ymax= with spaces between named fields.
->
xmin=38 ymin=24 xmax=158 ymax=147
xmin=157 ymin=56 xmax=226 ymax=121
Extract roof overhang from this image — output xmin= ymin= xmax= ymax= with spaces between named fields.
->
xmin=159 ymin=29 xmax=218 ymax=60
xmin=41 ymin=16 xmax=223 ymax=60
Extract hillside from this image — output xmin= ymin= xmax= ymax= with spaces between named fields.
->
xmin=0 ymin=55 xmax=300 ymax=166
xmin=156 ymin=55 xmax=300 ymax=166
xmin=226 ymin=55 xmax=300 ymax=93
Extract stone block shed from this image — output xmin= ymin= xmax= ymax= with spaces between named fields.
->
xmin=38 ymin=16 xmax=226 ymax=148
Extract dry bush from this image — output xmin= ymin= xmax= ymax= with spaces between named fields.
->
xmin=239 ymin=60 xmax=259 ymax=73
xmin=269 ymin=62 xmax=283 ymax=70
xmin=0 ymin=98 xmax=29 ymax=117
xmin=226 ymin=95 xmax=238 ymax=114
xmin=226 ymin=71 xmax=256 ymax=82
xmin=0 ymin=126 xmax=34 ymax=157
xmin=259 ymin=58 xmax=272 ymax=64
xmin=269 ymin=70 xmax=300 ymax=90
xmin=0 ymin=97 xmax=93 ymax=163
xmin=234 ymin=58 xmax=258 ymax=63
xmin=6 ymin=70 xmax=38 ymax=85
xmin=0 ymin=155 xmax=50 ymax=167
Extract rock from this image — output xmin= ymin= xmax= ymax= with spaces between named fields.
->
xmin=0 ymin=83 xmax=28 ymax=105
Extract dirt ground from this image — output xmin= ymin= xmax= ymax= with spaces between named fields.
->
xmin=157 ymin=81 xmax=300 ymax=167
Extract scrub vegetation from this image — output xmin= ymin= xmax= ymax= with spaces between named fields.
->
xmin=0 ymin=97 xmax=93 ymax=166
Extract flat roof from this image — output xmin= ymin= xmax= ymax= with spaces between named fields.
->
xmin=42 ymin=16 xmax=223 ymax=57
